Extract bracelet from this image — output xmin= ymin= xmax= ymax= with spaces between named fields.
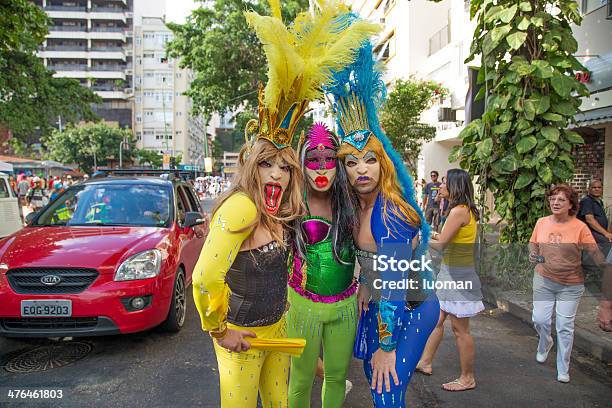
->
xmin=209 ymin=326 xmax=227 ymax=339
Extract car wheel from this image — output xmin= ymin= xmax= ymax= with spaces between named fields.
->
xmin=160 ymin=267 xmax=186 ymax=332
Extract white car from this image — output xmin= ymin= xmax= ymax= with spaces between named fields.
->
xmin=0 ymin=173 xmax=23 ymax=237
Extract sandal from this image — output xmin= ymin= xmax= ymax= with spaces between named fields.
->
xmin=415 ymin=365 xmax=433 ymax=376
xmin=442 ymin=379 xmax=476 ymax=392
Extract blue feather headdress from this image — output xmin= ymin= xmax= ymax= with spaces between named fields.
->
xmin=325 ymin=24 xmax=430 ymax=257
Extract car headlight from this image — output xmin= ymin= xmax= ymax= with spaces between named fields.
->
xmin=114 ymin=249 xmax=162 ymax=281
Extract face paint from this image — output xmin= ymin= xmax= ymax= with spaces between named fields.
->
xmin=258 ymin=157 xmax=291 ymax=215
xmin=304 ymin=147 xmax=337 ymax=192
xmin=305 ymin=147 xmax=336 ymax=170
xmin=344 ymin=150 xmax=380 ymax=195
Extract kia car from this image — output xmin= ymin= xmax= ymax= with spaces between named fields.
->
xmin=0 ymin=176 xmax=208 ymax=337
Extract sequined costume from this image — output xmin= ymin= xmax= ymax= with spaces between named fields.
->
xmin=325 ymin=32 xmax=440 ymax=407
xmin=192 ymin=2 xmax=380 ymax=406
xmin=287 ymin=126 xmax=359 ymax=408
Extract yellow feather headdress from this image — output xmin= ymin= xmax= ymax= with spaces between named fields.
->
xmin=244 ymin=0 xmax=380 ymax=149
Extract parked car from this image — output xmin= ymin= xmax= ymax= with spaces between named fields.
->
xmin=0 ymin=176 xmax=208 ymax=337
xmin=0 ymin=172 xmax=23 ymax=238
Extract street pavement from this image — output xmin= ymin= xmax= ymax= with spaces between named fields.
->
xmin=1 ymin=197 xmax=610 ymax=407
xmin=0 ymin=297 xmax=610 ymax=407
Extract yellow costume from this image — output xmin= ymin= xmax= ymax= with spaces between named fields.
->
xmin=192 ymin=1 xmax=379 ymax=406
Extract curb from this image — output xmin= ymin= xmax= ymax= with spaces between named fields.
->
xmin=482 ymin=285 xmax=612 ymax=364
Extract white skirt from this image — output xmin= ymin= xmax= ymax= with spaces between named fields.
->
xmin=439 ymin=300 xmax=485 ymax=318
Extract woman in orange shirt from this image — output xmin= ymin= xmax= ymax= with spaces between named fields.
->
xmin=529 ymin=184 xmax=605 ymax=383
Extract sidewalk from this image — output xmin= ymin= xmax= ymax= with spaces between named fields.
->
xmin=482 ymin=284 xmax=612 ymax=364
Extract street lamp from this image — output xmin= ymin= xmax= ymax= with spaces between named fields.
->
xmin=119 ymin=139 xmax=128 ymax=168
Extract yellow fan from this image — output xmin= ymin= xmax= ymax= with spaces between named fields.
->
xmin=247 ymin=337 xmax=307 ymax=356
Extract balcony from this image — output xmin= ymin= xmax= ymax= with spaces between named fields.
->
xmin=48 ymin=64 xmax=88 ymax=71
xmin=90 ymin=65 xmax=125 ymax=71
xmin=90 ymin=7 xmax=124 ymax=12
xmin=45 ymin=6 xmax=86 ymax=11
xmin=90 ymin=46 xmax=123 ymax=51
xmin=428 ymin=25 xmax=450 ymax=56
xmin=50 ymin=26 xmax=87 ymax=32
xmin=91 ymin=27 xmax=124 ymax=32
xmin=45 ymin=45 xmax=87 ymax=51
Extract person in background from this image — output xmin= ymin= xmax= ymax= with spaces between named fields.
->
xmin=529 ymin=184 xmax=606 ymax=383
xmin=416 ymin=169 xmax=483 ymax=392
xmin=424 ymin=170 xmax=442 ymax=230
xmin=50 ymin=181 xmax=65 ymax=202
xmin=26 ymin=176 xmax=47 ymax=212
xmin=435 ymin=177 xmax=450 ymax=232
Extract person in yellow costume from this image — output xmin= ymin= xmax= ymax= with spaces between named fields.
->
xmin=191 ymin=1 xmax=378 ymax=406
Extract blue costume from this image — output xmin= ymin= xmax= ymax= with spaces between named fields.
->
xmin=325 ymin=23 xmax=440 ymax=407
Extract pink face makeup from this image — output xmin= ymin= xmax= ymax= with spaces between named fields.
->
xmin=305 ymin=147 xmax=336 ymax=170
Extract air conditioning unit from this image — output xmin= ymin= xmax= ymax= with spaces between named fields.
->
xmin=438 ymin=107 xmax=457 ymax=122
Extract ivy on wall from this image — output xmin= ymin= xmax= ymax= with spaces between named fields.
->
xmin=450 ymin=0 xmax=589 ymax=243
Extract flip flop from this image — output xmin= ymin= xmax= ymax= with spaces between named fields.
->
xmin=441 ymin=379 xmax=476 ymax=392
xmin=415 ymin=365 xmax=433 ymax=376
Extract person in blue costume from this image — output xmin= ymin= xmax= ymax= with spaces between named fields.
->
xmin=326 ymin=37 xmax=440 ymax=407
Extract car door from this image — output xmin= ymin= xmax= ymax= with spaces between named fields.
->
xmin=175 ymin=185 xmax=202 ymax=278
xmin=0 ymin=176 xmax=23 ymax=237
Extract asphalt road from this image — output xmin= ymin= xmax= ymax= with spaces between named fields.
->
xmin=0 ymin=198 xmax=610 ymax=407
xmin=1 ymin=296 xmax=610 ymax=407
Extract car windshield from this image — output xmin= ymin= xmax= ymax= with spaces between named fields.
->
xmin=34 ymin=183 xmax=173 ymax=227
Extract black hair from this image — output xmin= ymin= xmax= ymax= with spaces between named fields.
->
xmin=446 ymin=168 xmax=480 ymax=221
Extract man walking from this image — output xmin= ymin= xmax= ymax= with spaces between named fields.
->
xmin=424 ymin=170 xmax=442 ymax=230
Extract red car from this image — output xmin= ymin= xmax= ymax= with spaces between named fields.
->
xmin=0 ymin=176 xmax=207 ymax=337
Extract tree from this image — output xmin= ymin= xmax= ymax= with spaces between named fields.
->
xmin=136 ymin=149 xmax=163 ymax=168
xmin=380 ymin=78 xmax=448 ymax=177
xmin=0 ymin=0 xmax=100 ymax=149
xmin=44 ymin=123 xmax=134 ymax=173
xmin=166 ymin=0 xmax=309 ymax=118
xmin=450 ymin=0 xmax=587 ymax=244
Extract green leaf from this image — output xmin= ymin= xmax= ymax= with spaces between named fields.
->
xmin=476 ymin=138 xmax=494 ymax=158
xmin=492 ymin=121 xmax=512 ymax=134
xmin=531 ymin=16 xmax=545 ymax=27
xmin=500 ymin=155 xmax=519 ymax=173
xmin=552 ymin=163 xmax=574 ymax=180
xmin=498 ymin=5 xmax=518 ymax=23
xmin=485 ymin=5 xmax=503 ymax=23
xmin=539 ymin=166 xmax=553 ymax=184
xmin=491 ymin=25 xmax=512 ymax=43
xmin=516 ymin=136 xmax=537 ymax=153
xmin=542 ymin=112 xmax=563 ymax=122
xmin=541 ymin=127 xmax=560 ymax=142
xmin=524 ymin=99 xmax=536 ymax=120
xmin=519 ymin=1 xmax=532 ymax=11
xmin=565 ymin=130 xmax=584 ymax=144
xmin=517 ymin=16 xmax=531 ymax=31
xmin=506 ymin=31 xmax=527 ymax=50
xmin=536 ymin=95 xmax=550 ymax=114
xmin=551 ymin=73 xmax=574 ymax=98
xmin=552 ymin=101 xmax=578 ymax=116
xmin=532 ymin=60 xmax=553 ymax=79
xmin=517 ymin=63 xmax=537 ymax=76
xmin=515 ymin=172 xmax=535 ymax=189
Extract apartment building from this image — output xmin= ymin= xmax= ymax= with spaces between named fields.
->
xmin=34 ymin=0 xmax=134 ymax=127
xmin=346 ymin=0 xmax=466 ymax=181
xmin=132 ymin=17 xmax=205 ymax=165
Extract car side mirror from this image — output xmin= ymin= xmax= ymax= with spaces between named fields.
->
xmin=25 ymin=212 xmax=37 ymax=225
xmin=184 ymin=212 xmax=206 ymax=228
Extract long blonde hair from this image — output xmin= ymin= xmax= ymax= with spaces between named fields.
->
xmin=338 ymin=136 xmax=421 ymax=231
xmin=213 ymin=139 xmax=305 ymax=244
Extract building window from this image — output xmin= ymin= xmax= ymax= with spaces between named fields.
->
xmin=428 ymin=24 xmax=450 ymax=56
xmin=176 ymin=73 xmax=182 ymax=78
xmin=374 ymin=31 xmax=395 ymax=63
xmin=135 ymin=96 xmax=141 ymax=103
xmin=581 ymin=0 xmax=608 ymax=14
xmin=176 ymin=111 xmax=182 ymax=116
xmin=145 ymin=72 xmax=154 ymax=77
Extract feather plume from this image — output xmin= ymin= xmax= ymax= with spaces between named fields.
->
xmin=246 ymin=0 xmax=381 ymax=122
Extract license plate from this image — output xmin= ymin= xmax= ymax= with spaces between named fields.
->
xmin=21 ymin=300 xmax=72 ymax=317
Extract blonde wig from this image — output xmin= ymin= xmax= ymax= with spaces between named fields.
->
xmin=213 ymin=139 xmax=305 ymax=244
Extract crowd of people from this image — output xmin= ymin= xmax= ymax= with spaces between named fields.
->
xmin=186 ymin=4 xmax=612 ymax=408
xmin=8 ymin=173 xmax=86 ymax=215
xmin=193 ymin=176 xmax=231 ymax=199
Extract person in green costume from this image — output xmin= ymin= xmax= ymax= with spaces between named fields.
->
xmin=287 ymin=122 xmax=359 ymax=407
